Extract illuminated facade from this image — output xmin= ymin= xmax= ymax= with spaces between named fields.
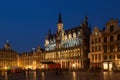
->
xmin=18 ymin=45 xmax=43 ymax=70
xmin=1 ymin=14 xmax=120 ymax=72
xmin=19 ymin=50 xmax=37 ymax=70
xmin=45 ymin=13 xmax=87 ymax=51
xmin=102 ymin=18 xmax=120 ymax=71
xmin=0 ymin=41 xmax=18 ymax=70
xmin=89 ymin=27 xmax=103 ymax=69
xmin=43 ymin=13 xmax=90 ymax=70
xmin=89 ymin=18 xmax=120 ymax=71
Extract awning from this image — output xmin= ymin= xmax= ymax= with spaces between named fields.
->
xmin=40 ymin=61 xmax=56 ymax=64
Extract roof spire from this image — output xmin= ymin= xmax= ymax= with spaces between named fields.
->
xmin=84 ymin=13 xmax=88 ymax=25
xmin=57 ymin=12 xmax=62 ymax=23
xmin=4 ymin=40 xmax=11 ymax=50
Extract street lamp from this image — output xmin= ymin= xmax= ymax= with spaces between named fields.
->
xmin=72 ymin=63 xmax=76 ymax=68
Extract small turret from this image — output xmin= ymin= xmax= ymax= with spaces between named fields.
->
xmin=4 ymin=40 xmax=11 ymax=51
xmin=36 ymin=45 xmax=41 ymax=53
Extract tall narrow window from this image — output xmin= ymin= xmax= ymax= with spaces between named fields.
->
xmin=117 ymin=45 xmax=120 ymax=52
xmin=91 ymin=39 xmax=94 ymax=44
xmin=117 ymin=55 xmax=120 ymax=59
xmin=109 ymin=55 xmax=112 ymax=59
xmin=103 ymin=45 xmax=107 ymax=53
xmin=110 ymin=25 xmax=114 ymax=32
xmin=92 ymin=46 xmax=94 ymax=52
xmin=95 ymin=38 xmax=97 ymax=43
xmin=98 ymin=45 xmax=101 ymax=51
xmin=95 ymin=54 xmax=97 ymax=60
xmin=112 ymin=55 xmax=115 ymax=59
xmin=117 ymin=34 xmax=120 ymax=40
xmin=104 ymin=37 xmax=107 ymax=43
xmin=95 ymin=46 xmax=97 ymax=51
xmin=99 ymin=54 xmax=101 ymax=61
xmin=92 ymin=54 xmax=94 ymax=61
xmin=110 ymin=35 xmax=114 ymax=41
xmin=98 ymin=38 xmax=101 ymax=43
xmin=109 ymin=46 xmax=113 ymax=53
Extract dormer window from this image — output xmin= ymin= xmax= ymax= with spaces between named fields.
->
xmin=110 ymin=25 xmax=114 ymax=32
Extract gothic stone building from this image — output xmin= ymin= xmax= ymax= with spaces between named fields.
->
xmin=43 ymin=13 xmax=90 ymax=70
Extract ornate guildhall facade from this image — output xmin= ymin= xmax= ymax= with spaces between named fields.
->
xmin=89 ymin=18 xmax=120 ymax=71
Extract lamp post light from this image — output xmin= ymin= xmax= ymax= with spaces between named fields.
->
xmin=41 ymin=65 xmax=44 ymax=69
xmin=4 ymin=66 xmax=8 ymax=71
xmin=72 ymin=63 xmax=76 ymax=71
xmin=72 ymin=63 xmax=76 ymax=68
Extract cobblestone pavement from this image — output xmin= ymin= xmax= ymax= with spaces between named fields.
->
xmin=0 ymin=71 xmax=120 ymax=80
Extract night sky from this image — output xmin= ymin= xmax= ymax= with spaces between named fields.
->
xmin=0 ymin=0 xmax=120 ymax=53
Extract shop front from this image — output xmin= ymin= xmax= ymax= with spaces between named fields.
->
xmin=103 ymin=62 xmax=112 ymax=71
